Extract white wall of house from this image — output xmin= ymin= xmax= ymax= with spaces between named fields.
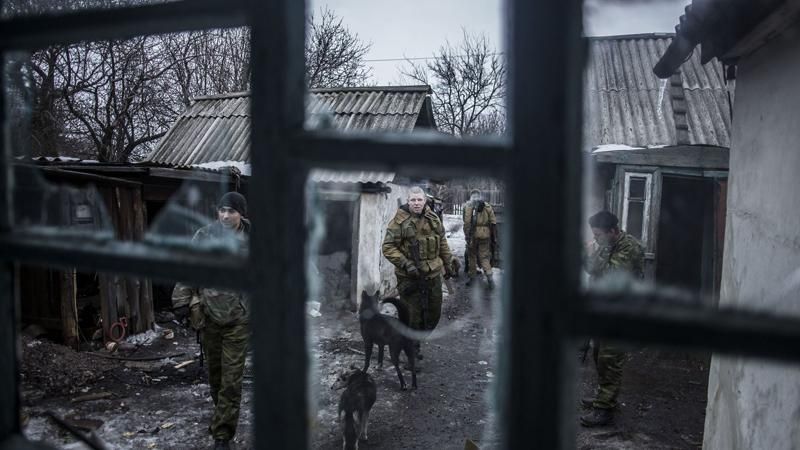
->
xmin=704 ymin=22 xmax=800 ymax=450
xmin=354 ymin=184 xmax=411 ymax=306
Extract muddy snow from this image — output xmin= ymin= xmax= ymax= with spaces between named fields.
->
xmin=19 ymin=213 xmax=707 ymax=449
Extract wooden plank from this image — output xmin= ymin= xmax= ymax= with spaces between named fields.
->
xmin=0 ymin=232 xmax=250 ymax=291
xmin=59 ymin=269 xmax=79 ymax=350
xmin=593 ymin=146 xmax=729 ymax=169
xmin=38 ymin=167 xmax=141 ymax=188
xmin=98 ymin=273 xmax=115 ymax=341
xmin=132 ymin=187 xmax=152 ymax=332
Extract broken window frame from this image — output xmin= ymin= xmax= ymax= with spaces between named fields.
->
xmin=2 ymin=1 xmax=800 ymax=449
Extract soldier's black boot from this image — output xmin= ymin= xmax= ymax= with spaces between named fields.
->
xmin=486 ymin=274 xmax=495 ymax=291
xmin=466 ymin=276 xmax=475 ymax=286
xmin=580 ymin=408 xmax=613 ymax=427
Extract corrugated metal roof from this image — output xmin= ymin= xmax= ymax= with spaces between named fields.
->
xmin=308 ymin=169 xmax=395 ymax=184
xmin=585 ymin=34 xmax=731 ymax=149
xmin=147 ymin=86 xmax=432 ymax=168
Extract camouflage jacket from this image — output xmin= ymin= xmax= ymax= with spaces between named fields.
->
xmin=463 ymin=200 xmax=497 ymax=241
xmin=382 ymin=204 xmax=453 ymax=279
xmin=172 ymin=219 xmax=251 ymax=326
xmin=585 ymin=231 xmax=644 ymax=281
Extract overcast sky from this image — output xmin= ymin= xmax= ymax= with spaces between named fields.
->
xmin=312 ymin=0 xmax=689 ymax=85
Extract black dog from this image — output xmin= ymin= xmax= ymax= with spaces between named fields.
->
xmin=359 ymin=290 xmax=417 ymax=390
xmin=335 ymin=367 xmax=377 ymax=449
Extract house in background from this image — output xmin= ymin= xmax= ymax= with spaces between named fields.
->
xmin=12 ymin=157 xmax=242 ymax=347
xmin=584 ymin=33 xmax=732 ymax=302
xmin=147 ymin=85 xmax=439 ymax=309
xmin=13 ymin=85 xmax=438 ymax=345
xmin=655 ymin=1 xmax=800 ymax=448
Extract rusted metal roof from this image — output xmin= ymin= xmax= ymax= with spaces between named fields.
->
xmin=585 ymin=33 xmax=731 ymax=150
xmin=147 ymin=86 xmax=434 ymax=169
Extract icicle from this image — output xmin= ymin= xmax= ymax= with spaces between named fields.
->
xmin=656 ymin=78 xmax=668 ymax=121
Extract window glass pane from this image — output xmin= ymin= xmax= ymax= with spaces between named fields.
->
xmin=628 ymin=177 xmax=646 ymax=200
xmin=625 ymin=200 xmax=644 ymax=241
xmin=305 ymin=169 xmax=503 ymax=448
xmin=17 ymin=266 xmax=254 ymax=448
xmin=576 ymin=338 xmax=710 ymax=448
xmin=4 ymin=27 xmax=252 ymax=256
xmin=1 ymin=0 xmax=176 ymax=19
xmin=303 ymin=2 xmax=505 ymax=140
xmin=582 ymin=0 xmax=800 ymax=445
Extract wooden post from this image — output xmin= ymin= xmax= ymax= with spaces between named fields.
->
xmin=60 ymin=269 xmax=79 ymax=350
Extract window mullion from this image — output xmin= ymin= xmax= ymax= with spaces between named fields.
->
xmin=294 ymin=130 xmax=509 ymax=173
xmin=248 ymin=0 xmax=307 ymax=448
xmin=0 ymin=47 xmax=9 ymax=233
xmin=502 ymin=0 xmax=585 ymax=448
xmin=0 ymin=264 xmax=18 ymax=439
xmin=0 ymin=233 xmax=249 ymax=290
xmin=0 ymin=0 xmax=246 ymax=51
xmin=577 ymin=293 xmax=800 ymax=363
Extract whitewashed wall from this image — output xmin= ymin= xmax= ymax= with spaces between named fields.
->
xmin=704 ymin=22 xmax=800 ymax=450
xmin=354 ymin=184 xmax=412 ymax=306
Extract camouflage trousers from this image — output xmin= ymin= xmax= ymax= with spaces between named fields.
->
xmin=203 ymin=319 xmax=249 ymax=440
xmin=397 ymin=275 xmax=443 ymax=332
xmin=592 ymin=343 xmax=626 ymax=410
xmin=467 ymin=238 xmax=493 ymax=277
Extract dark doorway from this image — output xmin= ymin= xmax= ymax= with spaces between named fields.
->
xmin=314 ymin=198 xmax=357 ymax=311
xmin=656 ymin=176 xmax=715 ymax=296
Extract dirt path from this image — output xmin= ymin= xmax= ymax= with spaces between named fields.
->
xmin=309 ymin=275 xmax=500 ymax=450
xmin=576 ymin=347 xmax=709 ymax=449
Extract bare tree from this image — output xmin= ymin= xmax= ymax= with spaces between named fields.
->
xmin=403 ymin=30 xmax=506 ymax=136
xmin=306 ymin=7 xmax=372 ymax=88
xmin=13 ymin=1 xmax=373 ymax=162
xmin=162 ymin=28 xmax=251 ymax=107
xmin=57 ymin=37 xmax=178 ymax=162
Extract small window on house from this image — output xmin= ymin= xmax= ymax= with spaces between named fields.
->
xmin=622 ymin=173 xmax=652 ymax=245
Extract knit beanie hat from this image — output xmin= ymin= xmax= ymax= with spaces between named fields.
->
xmin=219 ymin=192 xmax=247 ymax=216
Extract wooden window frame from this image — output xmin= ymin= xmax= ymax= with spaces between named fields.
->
xmin=1 ymin=1 xmax=800 ymax=449
xmin=621 ymin=171 xmax=653 ymax=247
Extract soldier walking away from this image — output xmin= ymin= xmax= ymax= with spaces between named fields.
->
xmin=172 ymin=192 xmax=251 ymax=450
xmin=382 ymin=186 xmax=455 ymax=364
xmin=580 ymin=210 xmax=644 ymax=428
xmin=462 ymin=189 xmax=498 ymax=290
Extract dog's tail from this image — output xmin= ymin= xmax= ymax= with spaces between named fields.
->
xmin=381 ymin=297 xmax=410 ymax=326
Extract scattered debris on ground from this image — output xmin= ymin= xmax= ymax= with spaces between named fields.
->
xmin=19 ymin=218 xmax=708 ymax=449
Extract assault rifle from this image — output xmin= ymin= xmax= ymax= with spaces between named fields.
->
xmin=409 ymin=238 xmax=429 ymax=330
xmin=464 ymin=204 xmax=478 ymax=273
xmin=197 ymin=330 xmax=204 ymax=368
xmin=490 ymin=223 xmax=500 ymax=268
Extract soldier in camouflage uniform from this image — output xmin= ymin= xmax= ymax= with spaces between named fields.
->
xmin=581 ymin=211 xmax=644 ymax=427
xmin=172 ymin=192 xmax=250 ymax=450
xmin=382 ymin=186 xmax=455 ymax=360
xmin=462 ymin=189 xmax=498 ymax=290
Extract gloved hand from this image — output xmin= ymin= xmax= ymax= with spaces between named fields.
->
xmin=444 ymin=262 xmax=456 ymax=279
xmin=189 ymin=303 xmax=205 ymax=331
xmin=405 ymin=263 xmax=420 ymax=278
